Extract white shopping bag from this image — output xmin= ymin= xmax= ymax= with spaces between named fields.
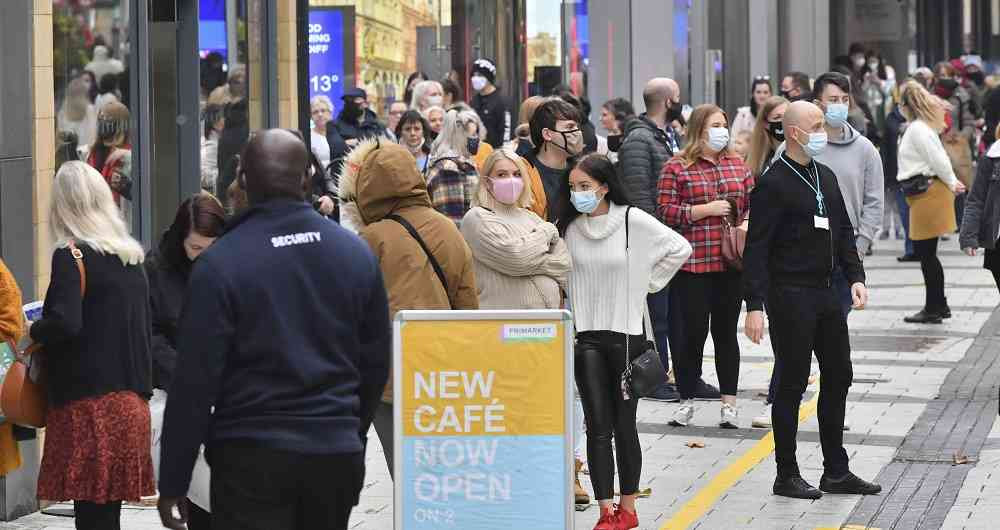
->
xmin=150 ymin=389 xmax=211 ymax=512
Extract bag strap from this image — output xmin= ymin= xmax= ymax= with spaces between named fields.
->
xmin=66 ymin=240 xmax=87 ymax=297
xmin=384 ymin=214 xmax=450 ymax=301
xmin=624 ymin=206 xmax=632 ymax=379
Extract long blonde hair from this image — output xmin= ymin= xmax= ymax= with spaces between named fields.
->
xmin=430 ymin=109 xmax=481 ymax=159
xmin=50 ymin=161 xmax=144 ymax=265
xmin=746 ymin=96 xmax=789 ymax=175
xmin=676 ymin=104 xmax=730 ymax=167
xmin=899 ymin=79 xmax=947 ymax=132
xmin=474 ymin=148 xmax=534 ymax=209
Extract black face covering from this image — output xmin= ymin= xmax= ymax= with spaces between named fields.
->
xmin=767 ymin=120 xmax=785 ymax=142
xmin=607 ymin=134 xmax=623 ymax=152
xmin=666 ymin=100 xmax=683 ymax=122
xmin=342 ymin=100 xmax=364 ymax=122
xmin=969 ymin=71 xmax=985 ymax=86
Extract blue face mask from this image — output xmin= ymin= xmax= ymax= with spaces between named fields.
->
xmin=795 ymin=127 xmax=828 ymax=157
xmin=467 ymin=136 xmax=481 ymax=156
xmin=706 ymin=127 xmax=730 ymax=151
xmin=570 ymin=190 xmax=600 ymax=214
xmin=824 ymin=103 xmax=849 ymax=127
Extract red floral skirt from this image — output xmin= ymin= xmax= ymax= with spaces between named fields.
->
xmin=37 ymin=391 xmax=155 ymax=503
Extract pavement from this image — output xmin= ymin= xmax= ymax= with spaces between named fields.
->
xmin=2 ymin=238 xmax=999 ymax=529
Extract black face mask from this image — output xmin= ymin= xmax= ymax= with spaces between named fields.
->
xmin=767 ymin=120 xmax=785 ymax=142
xmin=342 ymin=100 xmax=364 ymax=122
xmin=969 ymin=71 xmax=985 ymax=86
xmin=607 ymin=134 xmax=623 ymax=152
xmin=937 ymin=78 xmax=959 ymax=91
xmin=666 ymin=100 xmax=683 ymax=122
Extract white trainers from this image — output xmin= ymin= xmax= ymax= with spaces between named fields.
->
xmin=720 ymin=403 xmax=739 ymax=429
xmin=752 ymin=403 xmax=772 ymax=428
xmin=669 ymin=401 xmax=695 ymax=427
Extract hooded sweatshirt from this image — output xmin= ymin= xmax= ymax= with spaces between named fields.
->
xmin=775 ymin=123 xmax=884 ymax=253
xmin=344 ymin=141 xmax=479 ymax=402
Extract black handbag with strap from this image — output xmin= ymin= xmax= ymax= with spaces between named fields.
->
xmin=900 ymin=174 xmax=933 ymax=197
xmin=621 ymin=207 xmax=668 ymax=399
xmin=384 ymin=214 xmax=451 ymax=305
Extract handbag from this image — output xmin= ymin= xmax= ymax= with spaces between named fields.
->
xmin=720 ymin=198 xmax=748 ymax=271
xmin=1 ymin=241 xmax=87 ymax=428
xmin=900 ymin=174 xmax=933 ymax=197
xmin=620 ymin=207 xmax=668 ymax=399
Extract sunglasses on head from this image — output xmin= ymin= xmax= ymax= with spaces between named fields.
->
xmin=755 ymin=75 xmax=771 ymax=81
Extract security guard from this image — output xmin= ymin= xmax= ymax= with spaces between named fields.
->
xmin=742 ymin=101 xmax=882 ymax=499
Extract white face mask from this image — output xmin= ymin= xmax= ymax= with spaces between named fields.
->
xmin=706 ymin=127 xmax=729 ymax=151
xmin=426 ymin=95 xmax=443 ymax=107
xmin=471 ymin=75 xmax=488 ymax=92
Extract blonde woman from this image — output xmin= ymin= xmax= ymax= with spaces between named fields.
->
xmin=424 ymin=105 xmax=446 ymax=138
xmin=31 ymin=161 xmax=153 ymax=529
xmin=897 ymin=80 xmax=968 ymax=323
xmin=746 ymin=96 xmax=790 ymax=177
xmin=57 ymin=77 xmax=98 ymax=152
xmin=460 ymin=148 xmax=570 ymax=309
xmin=657 ymin=104 xmax=755 ymax=429
xmin=409 ymin=80 xmax=445 ymax=114
xmin=426 ymin=109 xmax=483 ymax=224
xmin=309 ymin=95 xmax=335 ymax=168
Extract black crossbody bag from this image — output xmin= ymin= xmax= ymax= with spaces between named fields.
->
xmin=621 ymin=207 xmax=668 ymax=399
xmin=385 ymin=214 xmax=451 ymax=305
xmin=900 ymin=174 xmax=933 ymax=197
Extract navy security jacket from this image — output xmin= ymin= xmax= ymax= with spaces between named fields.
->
xmin=158 ymin=199 xmax=390 ymax=497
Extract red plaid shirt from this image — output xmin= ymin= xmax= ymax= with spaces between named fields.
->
xmin=657 ymin=154 xmax=755 ymax=273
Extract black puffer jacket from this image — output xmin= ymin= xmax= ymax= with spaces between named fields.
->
xmin=960 ymin=154 xmax=1000 ymax=251
xmin=329 ymin=109 xmax=389 ymax=161
xmin=144 ymin=251 xmax=189 ymax=390
xmin=618 ymin=114 xmax=676 ymax=214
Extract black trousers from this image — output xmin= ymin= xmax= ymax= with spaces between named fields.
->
xmin=668 ymin=270 xmax=743 ymax=398
xmin=209 ymin=443 xmax=364 ymax=530
xmin=913 ymin=237 xmax=947 ymax=311
xmin=575 ymin=331 xmax=643 ymax=501
xmin=768 ymin=284 xmax=853 ymax=480
xmin=74 ymin=500 xmax=121 ymax=530
xmin=187 ymin=499 xmax=211 ymax=530
xmin=373 ymin=401 xmax=394 ymax=478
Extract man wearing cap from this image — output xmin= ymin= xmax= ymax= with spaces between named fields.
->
xmin=470 ymin=58 xmax=512 ymax=148
xmin=329 ymin=87 xmax=390 ymax=161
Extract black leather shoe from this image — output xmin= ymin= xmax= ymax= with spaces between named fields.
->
xmin=773 ymin=476 xmax=822 ymax=499
xmin=904 ymin=310 xmax=944 ymax=324
xmin=820 ymin=472 xmax=882 ymax=495
xmin=897 ymin=254 xmax=920 ymax=262
xmin=693 ymin=379 xmax=721 ymax=400
xmin=643 ymin=383 xmax=681 ymax=402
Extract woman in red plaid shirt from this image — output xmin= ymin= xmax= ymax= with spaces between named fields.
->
xmin=657 ymin=104 xmax=755 ymax=429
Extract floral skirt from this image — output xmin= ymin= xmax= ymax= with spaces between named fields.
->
xmin=37 ymin=391 xmax=155 ymax=503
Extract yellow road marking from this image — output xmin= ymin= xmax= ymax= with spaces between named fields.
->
xmin=659 ymin=389 xmax=821 ymax=530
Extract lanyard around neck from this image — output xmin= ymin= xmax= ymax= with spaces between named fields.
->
xmin=781 ymin=154 xmax=825 ymax=216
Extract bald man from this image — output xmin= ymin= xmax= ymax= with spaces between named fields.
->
xmin=742 ymin=102 xmax=880 ymax=499
xmin=159 ymin=129 xmax=390 ymax=529
xmin=619 ymin=77 xmax=702 ymax=403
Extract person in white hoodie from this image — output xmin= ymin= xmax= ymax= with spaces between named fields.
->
xmin=557 ymin=153 xmax=691 ymax=530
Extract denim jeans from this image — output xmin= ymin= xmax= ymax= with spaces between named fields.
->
xmin=897 ymin=187 xmax=914 ymax=256
xmin=647 ymin=289 xmax=671 ymax=372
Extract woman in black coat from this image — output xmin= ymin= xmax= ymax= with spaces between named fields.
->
xmin=960 ymin=129 xmax=1000 ymax=291
xmin=145 ymin=192 xmax=226 ymax=530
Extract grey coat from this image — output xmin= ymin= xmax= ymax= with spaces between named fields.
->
xmin=618 ymin=115 xmax=677 ymax=214
xmin=960 ymin=154 xmax=1000 ymax=250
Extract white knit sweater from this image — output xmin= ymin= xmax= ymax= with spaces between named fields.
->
xmin=565 ymin=202 xmax=692 ymax=334
xmin=460 ymin=204 xmax=571 ymax=309
xmin=897 ymin=119 xmax=959 ymax=189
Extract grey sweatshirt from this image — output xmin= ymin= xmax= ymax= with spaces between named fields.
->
xmin=774 ymin=123 xmax=884 ymax=253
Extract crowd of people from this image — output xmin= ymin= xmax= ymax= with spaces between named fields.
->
xmin=2 ymin=43 xmax=998 ymax=530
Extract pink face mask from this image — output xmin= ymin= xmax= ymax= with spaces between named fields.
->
xmin=491 ymin=176 xmax=524 ymax=205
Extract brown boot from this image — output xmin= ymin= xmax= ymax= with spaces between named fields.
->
xmin=575 ymin=459 xmax=590 ymax=504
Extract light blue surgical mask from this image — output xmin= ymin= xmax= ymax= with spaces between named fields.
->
xmin=570 ymin=190 xmax=600 ymax=214
xmin=824 ymin=103 xmax=849 ymax=127
xmin=795 ymin=128 xmax=828 ymax=157
xmin=706 ymin=127 xmax=730 ymax=151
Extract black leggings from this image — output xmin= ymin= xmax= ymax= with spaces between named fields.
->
xmin=668 ymin=271 xmax=743 ymax=398
xmin=575 ymin=331 xmax=643 ymax=501
xmin=74 ymin=501 xmax=121 ymax=530
xmin=913 ymin=237 xmax=946 ymax=311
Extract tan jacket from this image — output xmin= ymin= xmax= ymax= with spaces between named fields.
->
xmin=342 ymin=140 xmax=479 ymax=402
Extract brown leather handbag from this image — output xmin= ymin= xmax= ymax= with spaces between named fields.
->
xmin=720 ymin=198 xmax=748 ymax=271
xmin=1 ymin=241 xmax=87 ymax=428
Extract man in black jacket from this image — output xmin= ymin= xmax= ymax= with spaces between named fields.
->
xmin=328 ymin=87 xmax=389 ymax=161
xmin=743 ymin=101 xmax=880 ymax=500
xmin=158 ymin=129 xmax=391 ymax=530
xmin=470 ymin=58 xmax=512 ymax=148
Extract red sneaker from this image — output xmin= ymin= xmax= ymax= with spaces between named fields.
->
xmin=593 ymin=505 xmax=619 ymax=530
xmin=614 ymin=505 xmax=639 ymax=529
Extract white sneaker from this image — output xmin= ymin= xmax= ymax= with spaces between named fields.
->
xmin=720 ymin=403 xmax=739 ymax=429
xmin=752 ymin=403 xmax=772 ymax=428
xmin=669 ymin=401 xmax=695 ymax=427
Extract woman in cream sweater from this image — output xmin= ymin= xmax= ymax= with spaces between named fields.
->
xmin=897 ymin=80 xmax=967 ymax=323
xmin=557 ymin=153 xmax=691 ymax=530
xmin=460 ymin=148 xmax=570 ymax=309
